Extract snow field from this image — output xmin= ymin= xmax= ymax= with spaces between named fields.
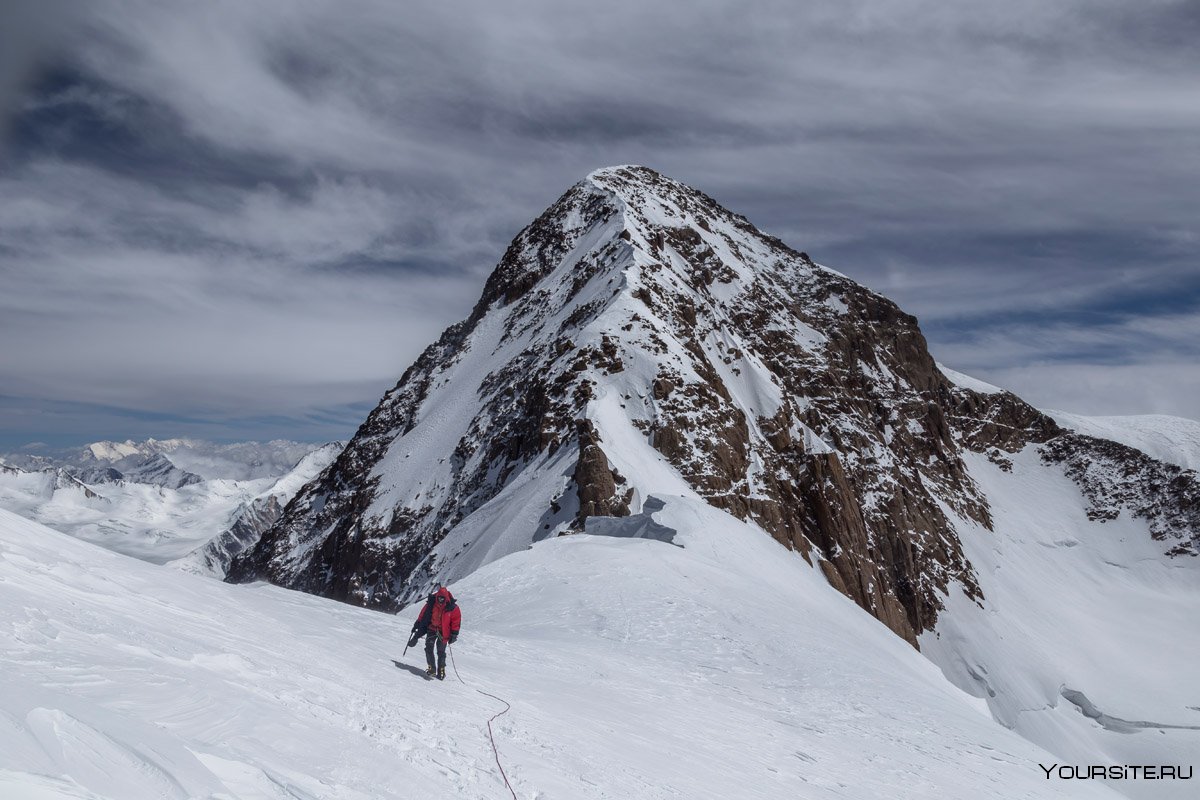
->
xmin=1 ymin=506 xmax=1122 ymax=799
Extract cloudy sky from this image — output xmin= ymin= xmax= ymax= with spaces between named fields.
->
xmin=2 ymin=0 xmax=1197 ymax=450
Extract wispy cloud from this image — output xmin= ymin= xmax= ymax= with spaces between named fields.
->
xmin=1 ymin=0 xmax=1197 ymax=446
xmin=977 ymin=362 xmax=1200 ymax=419
xmin=934 ymin=308 xmax=1200 ymax=418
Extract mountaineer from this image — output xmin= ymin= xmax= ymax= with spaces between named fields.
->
xmin=408 ymin=586 xmax=461 ymax=680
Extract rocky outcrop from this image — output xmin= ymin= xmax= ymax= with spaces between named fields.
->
xmin=51 ymin=469 xmax=107 ymax=501
xmin=941 ymin=379 xmax=1200 ymax=558
xmin=1040 ymin=434 xmax=1200 ymax=557
xmin=189 ymin=495 xmax=284 ymax=577
xmin=574 ymin=420 xmax=632 ymax=521
xmin=945 ymin=386 xmax=1062 ymax=453
xmin=801 ymin=452 xmax=920 ymax=646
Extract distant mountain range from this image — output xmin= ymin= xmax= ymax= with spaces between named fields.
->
xmin=2 ymin=438 xmax=329 ymax=483
xmin=0 ymin=438 xmax=341 ymax=574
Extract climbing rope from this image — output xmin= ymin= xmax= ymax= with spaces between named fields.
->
xmin=448 ymin=643 xmax=518 ymax=800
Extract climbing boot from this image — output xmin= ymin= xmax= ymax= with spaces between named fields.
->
xmin=437 ymin=666 xmax=446 ymax=681
xmin=425 ymin=665 xmax=436 ymax=677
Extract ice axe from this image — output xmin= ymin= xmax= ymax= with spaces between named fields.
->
xmin=403 ymin=627 xmax=421 ymax=657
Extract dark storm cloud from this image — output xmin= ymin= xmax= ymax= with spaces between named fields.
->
xmin=12 ymin=69 xmax=305 ymax=197
xmin=1 ymin=0 xmax=1197 ymax=448
xmin=0 ymin=1 xmax=76 ymax=143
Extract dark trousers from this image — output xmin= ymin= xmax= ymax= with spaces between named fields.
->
xmin=424 ymin=632 xmax=446 ymax=670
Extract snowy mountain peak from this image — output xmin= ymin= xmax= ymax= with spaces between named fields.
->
xmin=472 ymin=165 xmax=827 ymax=338
xmin=585 ymin=163 xmax=642 ymax=180
xmin=232 ymin=168 xmax=1199 ymax=651
xmin=86 ymin=440 xmax=143 ymax=461
xmin=228 ymin=168 xmax=959 ymax=639
xmin=82 ymin=437 xmax=205 ymax=462
xmin=585 ymin=164 xmax=773 ymax=240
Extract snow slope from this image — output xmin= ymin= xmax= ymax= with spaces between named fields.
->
xmin=938 ymin=363 xmax=1005 ymax=395
xmin=923 ymin=447 xmax=1200 ymax=800
xmin=0 ymin=506 xmax=1123 ymax=799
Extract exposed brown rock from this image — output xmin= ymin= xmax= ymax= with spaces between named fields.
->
xmin=575 ymin=419 xmax=631 ymax=522
xmin=799 ymin=452 xmax=918 ymax=646
xmin=948 ymin=387 xmax=1062 ymax=453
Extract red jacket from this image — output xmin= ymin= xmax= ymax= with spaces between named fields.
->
xmin=414 ymin=586 xmax=461 ymax=640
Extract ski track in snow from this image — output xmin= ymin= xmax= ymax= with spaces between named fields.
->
xmin=0 ymin=506 xmax=1127 ymax=800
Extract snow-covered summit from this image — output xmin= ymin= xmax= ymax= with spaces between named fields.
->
xmin=233 ymin=165 xmax=984 ymax=643
xmin=86 ymin=439 xmax=146 ymax=461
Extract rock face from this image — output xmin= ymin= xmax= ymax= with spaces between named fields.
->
xmin=1040 ymin=434 xmax=1200 ymax=557
xmin=106 ymin=453 xmax=204 ymax=490
xmin=187 ymin=495 xmax=284 ymax=577
xmin=574 ymin=419 xmax=632 ymax=520
xmin=229 ymin=166 xmax=1199 ymax=643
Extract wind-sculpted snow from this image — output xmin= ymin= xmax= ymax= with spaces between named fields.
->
xmin=1060 ymin=690 xmax=1200 ymax=734
xmin=0 ymin=507 xmax=1126 ymax=799
xmin=584 ymin=495 xmax=679 ymax=544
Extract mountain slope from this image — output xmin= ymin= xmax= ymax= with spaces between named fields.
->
xmin=1046 ymin=411 xmax=1200 ymax=472
xmin=0 ymin=507 xmax=1125 ymax=799
xmin=2 ymin=438 xmax=327 ymax=483
xmin=920 ymin=442 xmax=1200 ymax=800
xmin=234 ymin=166 xmax=1198 ymax=652
xmin=172 ymin=442 xmax=345 ymax=577
xmin=231 ymin=166 xmax=993 ymax=644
